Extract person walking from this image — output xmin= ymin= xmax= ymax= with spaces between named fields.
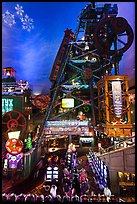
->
xmin=104 ymin=186 xmax=111 ymax=202
xmin=50 ymin=184 xmax=57 ymax=201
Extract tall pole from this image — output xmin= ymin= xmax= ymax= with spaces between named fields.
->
xmin=89 ymin=79 xmax=96 ymax=128
xmin=91 ymin=2 xmax=95 ymax=8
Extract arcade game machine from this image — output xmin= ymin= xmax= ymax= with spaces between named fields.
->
xmin=46 ymin=166 xmax=53 ymax=183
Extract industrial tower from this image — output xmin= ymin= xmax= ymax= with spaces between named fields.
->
xmin=36 ymin=2 xmax=134 ymax=147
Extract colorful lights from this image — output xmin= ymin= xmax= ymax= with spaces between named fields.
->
xmin=8 ymin=131 xmax=20 ymax=139
xmin=2 ymin=98 xmax=14 ymax=115
xmin=129 ymin=93 xmax=135 ymax=104
xmin=62 ymin=98 xmax=74 ymax=108
xmin=6 ymin=152 xmax=23 ymax=169
xmin=112 ymin=81 xmax=122 ymax=118
xmin=77 ymin=111 xmax=85 ymax=121
xmin=5 ymin=138 xmax=23 ymax=155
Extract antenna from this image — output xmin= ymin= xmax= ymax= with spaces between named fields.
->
xmin=91 ymin=2 xmax=95 ymax=8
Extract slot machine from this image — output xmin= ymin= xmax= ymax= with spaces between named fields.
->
xmin=46 ymin=166 xmax=53 ymax=182
xmin=53 ymin=166 xmax=58 ymax=182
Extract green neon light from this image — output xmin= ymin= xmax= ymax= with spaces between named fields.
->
xmin=2 ymin=98 xmax=14 ymax=115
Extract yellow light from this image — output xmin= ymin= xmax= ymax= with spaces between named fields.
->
xmin=28 ymin=114 xmax=31 ymax=120
xmin=118 ymin=172 xmax=123 ymax=177
xmin=85 ymin=56 xmax=89 ymax=60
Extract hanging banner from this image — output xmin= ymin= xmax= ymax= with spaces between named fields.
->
xmin=112 ymin=81 xmax=122 ymax=118
xmin=44 ymin=126 xmax=89 ymax=136
xmin=45 ymin=120 xmax=89 ymax=127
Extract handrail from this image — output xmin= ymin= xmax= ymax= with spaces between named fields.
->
xmin=98 ymin=136 xmax=135 ymax=155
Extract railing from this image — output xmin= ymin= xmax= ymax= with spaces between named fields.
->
xmin=23 ymin=146 xmax=41 ymax=177
xmin=97 ymin=136 xmax=135 ymax=155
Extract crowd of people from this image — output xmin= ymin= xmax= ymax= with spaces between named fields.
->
xmin=2 ymin=191 xmax=118 ymax=202
xmin=2 ymin=144 xmax=118 ymax=202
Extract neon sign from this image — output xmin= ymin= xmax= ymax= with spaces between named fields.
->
xmin=44 ymin=126 xmax=89 ymax=135
xmin=45 ymin=120 xmax=89 ymax=127
xmin=6 ymin=153 xmax=23 ymax=169
xmin=2 ymin=98 xmax=13 ymax=115
xmin=62 ymin=98 xmax=74 ymax=108
xmin=61 ymin=84 xmax=89 ymax=90
xmin=112 ymin=81 xmax=122 ymax=118
xmin=2 ymin=97 xmax=24 ymax=115
xmin=5 ymin=138 xmax=23 ymax=155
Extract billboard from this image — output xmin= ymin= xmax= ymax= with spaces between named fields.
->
xmin=112 ymin=81 xmax=122 ymax=118
xmin=2 ymin=96 xmax=24 ymax=115
xmin=44 ymin=126 xmax=89 ymax=135
xmin=45 ymin=120 xmax=89 ymax=127
xmin=62 ymin=98 xmax=74 ymax=108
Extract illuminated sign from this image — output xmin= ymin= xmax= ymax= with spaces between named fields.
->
xmin=8 ymin=131 xmax=20 ymax=139
xmin=80 ymin=137 xmax=93 ymax=143
xmin=5 ymin=138 xmax=23 ymax=155
xmin=45 ymin=120 xmax=89 ymax=127
xmin=61 ymin=84 xmax=89 ymax=90
xmin=50 ymin=29 xmax=75 ymax=81
xmin=112 ymin=81 xmax=122 ymax=118
xmin=62 ymin=98 xmax=74 ymax=108
xmin=2 ymin=97 xmax=24 ymax=115
xmin=44 ymin=120 xmax=89 ymax=135
xmin=44 ymin=126 xmax=89 ymax=135
xmin=2 ymin=98 xmax=13 ymax=115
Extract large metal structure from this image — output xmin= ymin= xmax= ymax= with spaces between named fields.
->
xmin=35 ymin=2 xmax=134 ymax=146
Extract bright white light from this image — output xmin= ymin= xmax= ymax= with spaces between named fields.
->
xmin=4 ymin=159 xmax=8 ymax=169
xmin=8 ymin=131 xmax=20 ymax=139
xmin=33 ymin=92 xmax=41 ymax=95
xmin=84 ymin=45 xmax=89 ymax=50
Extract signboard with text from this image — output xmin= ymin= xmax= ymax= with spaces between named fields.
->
xmin=112 ymin=81 xmax=122 ymax=118
xmin=45 ymin=120 xmax=89 ymax=127
xmin=44 ymin=126 xmax=89 ymax=135
xmin=44 ymin=120 xmax=89 ymax=135
xmin=2 ymin=96 xmax=24 ymax=115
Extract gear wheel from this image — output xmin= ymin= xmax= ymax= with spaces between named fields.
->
xmin=94 ymin=17 xmax=134 ymax=55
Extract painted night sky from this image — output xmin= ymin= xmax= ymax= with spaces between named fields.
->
xmin=2 ymin=2 xmax=135 ymax=94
